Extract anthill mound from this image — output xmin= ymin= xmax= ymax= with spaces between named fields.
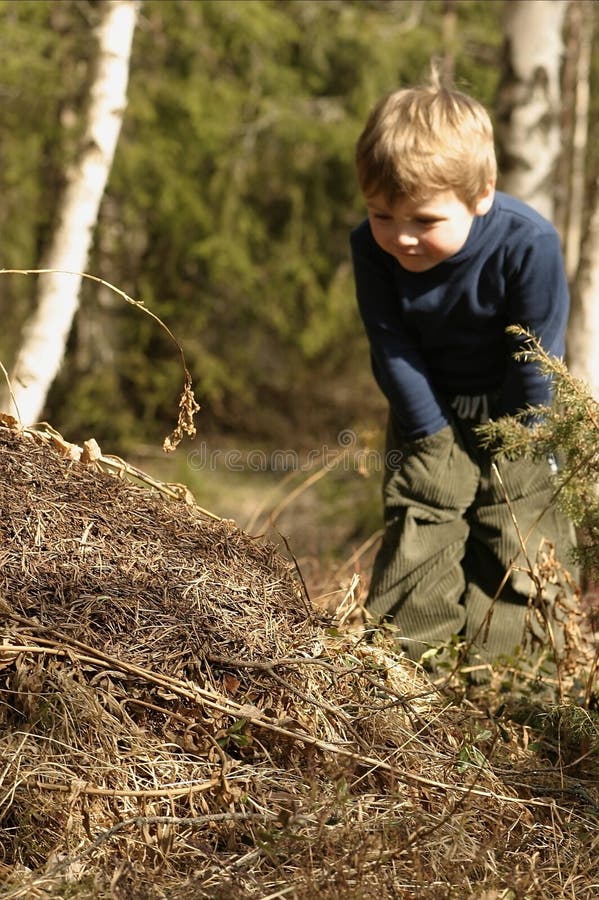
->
xmin=0 ymin=424 xmax=318 ymax=671
xmin=1 ymin=423 xmax=598 ymax=900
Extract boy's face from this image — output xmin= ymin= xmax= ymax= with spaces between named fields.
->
xmin=365 ymin=186 xmax=494 ymax=273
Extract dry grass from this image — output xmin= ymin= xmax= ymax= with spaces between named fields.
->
xmin=0 ymin=421 xmax=598 ymax=899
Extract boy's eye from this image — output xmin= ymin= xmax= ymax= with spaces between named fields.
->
xmin=415 ymin=217 xmax=440 ymax=225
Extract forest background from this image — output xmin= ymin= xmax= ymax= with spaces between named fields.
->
xmin=1 ymin=0 xmax=598 ymax=598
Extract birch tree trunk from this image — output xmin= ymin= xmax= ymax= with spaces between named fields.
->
xmin=495 ymin=0 xmax=568 ymax=221
xmin=567 ymin=180 xmax=599 ymax=400
xmin=1 ymin=0 xmax=139 ymax=425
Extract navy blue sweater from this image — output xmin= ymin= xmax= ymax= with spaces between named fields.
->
xmin=350 ymin=192 xmax=569 ymax=440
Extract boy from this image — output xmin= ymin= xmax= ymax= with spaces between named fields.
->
xmin=351 ymin=74 xmax=575 ymax=668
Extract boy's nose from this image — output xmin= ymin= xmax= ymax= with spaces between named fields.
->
xmin=396 ymin=230 xmax=418 ymax=247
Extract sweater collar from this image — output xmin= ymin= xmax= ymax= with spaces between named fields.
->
xmin=441 ymin=195 xmax=498 ymax=267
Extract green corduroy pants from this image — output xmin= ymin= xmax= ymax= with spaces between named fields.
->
xmin=366 ymin=409 xmax=577 ymax=665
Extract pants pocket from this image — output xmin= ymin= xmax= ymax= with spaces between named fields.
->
xmin=384 ymin=424 xmax=478 ymax=514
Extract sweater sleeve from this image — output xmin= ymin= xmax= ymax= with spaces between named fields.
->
xmin=350 ymin=223 xmax=450 ymax=440
xmin=498 ymin=230 xmax=569 ymax=418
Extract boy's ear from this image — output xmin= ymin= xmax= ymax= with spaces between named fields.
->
xmin=474 ymin=181 xmax=495 ymax=216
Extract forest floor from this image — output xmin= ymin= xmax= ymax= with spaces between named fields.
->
xmin=2 ymin=423 xmax=597 ymax=899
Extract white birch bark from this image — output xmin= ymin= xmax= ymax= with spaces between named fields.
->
xmin=2 ymin=0 xmax=139 ymax=424
xmin=495 ymin=0 xmax=568 ymax=221
xmin=567 ymin=180 xmax=599 ymax=400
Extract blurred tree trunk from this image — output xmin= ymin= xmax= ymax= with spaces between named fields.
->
xmin=561 ymin=2 xmax=598 ymax=398
xmin=1 ymin=0 xmax=139 ymax=425
xmin=495 ymin=0 xmax=568 ymax=221
xmin=440 ymin=0 xmax=457 ymax=86
xmin=567 ymin=182 xmax=599 ymax=400
xmin=562 ymin=0 xmax=593 ymax=281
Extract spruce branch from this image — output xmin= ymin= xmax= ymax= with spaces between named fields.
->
xmin=477 ymin=327 xmax=599 ymax=576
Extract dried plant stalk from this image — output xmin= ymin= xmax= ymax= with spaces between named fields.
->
xmin=0 ymin=267 xmax=200 ymax=450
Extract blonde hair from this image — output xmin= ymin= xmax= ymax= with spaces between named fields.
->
xmin=355 ymin=72 xmax=497 ymax=209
